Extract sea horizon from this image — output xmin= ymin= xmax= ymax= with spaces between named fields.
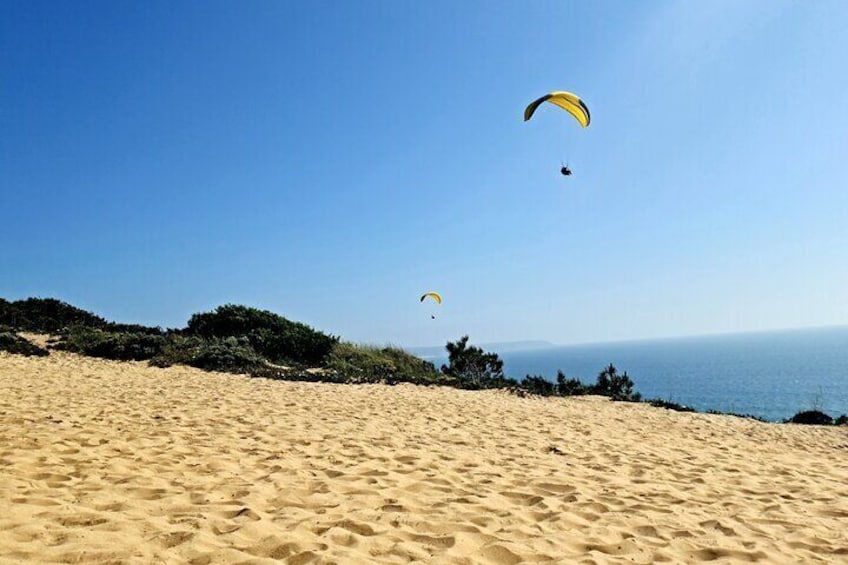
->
xmin=410 ymin=324 xmax=848 ymax=422
xmin=407 ymin=322 xmax=848 ymax=357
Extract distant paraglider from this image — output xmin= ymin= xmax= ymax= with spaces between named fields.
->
xmin=524 ymin=91 xmax=590 ymax=177
xmin=420 ymin=292 xmax=442 ymax=304
xmin=420 ymin=292 xmax=442 ymax=320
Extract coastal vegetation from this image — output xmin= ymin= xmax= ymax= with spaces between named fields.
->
xmin=1 ymin=296 xmax=846 ymax=425
xmin=185 ymin=304 xmax=337 ymax=366
xmin=0 ymin=326 xmax=48 ymax=357
xmin=440 ymin=335 xmax=509 ymax=389
xmin=786 ymin=410 xmax=847 ymax=426
xmin=55 ymin=326 xmax=168 ymax=361
xmin=325 ymin=342 xmax=442 ymax=385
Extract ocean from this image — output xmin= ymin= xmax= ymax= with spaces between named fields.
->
xmin=423 ymin=326 xmax=848 ymax=422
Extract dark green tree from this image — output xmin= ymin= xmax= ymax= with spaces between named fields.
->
xmin=441 ymin=335 xmax=505 ymax=389
xmin=593 ymin=363 xmax=640 ymax=401
xmin=556 ymin=370 xmax=589 ymax=396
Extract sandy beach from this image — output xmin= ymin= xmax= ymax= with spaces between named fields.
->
xmin=1 ymin=349 xmax=847 ymax=564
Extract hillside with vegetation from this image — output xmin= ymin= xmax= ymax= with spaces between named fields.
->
xmin=2 ymin=297 xmax=845 ymax=425
xmin=0 ymin=297 xmax=444 ymax=385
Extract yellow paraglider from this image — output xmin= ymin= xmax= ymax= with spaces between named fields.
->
xmin=524 ymin=91 xmax=590 ymax=128
xmin=420 ymin=292 xmax=442 ymax=319
xmin=420 ymin=292 xmax=442 ymax=304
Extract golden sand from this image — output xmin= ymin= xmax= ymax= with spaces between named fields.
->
xmin=1 ymin=350 xmax=847 ymax=564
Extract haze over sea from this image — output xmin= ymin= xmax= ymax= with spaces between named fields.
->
xmin=415 ymin=325 xmax=848 ymax=422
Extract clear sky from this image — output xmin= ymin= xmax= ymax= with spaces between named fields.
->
xmin=2 ymin=1 xmax=847 ymax=347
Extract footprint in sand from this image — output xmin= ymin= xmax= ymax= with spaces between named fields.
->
xmin=219 ymin=507 xmax=260 ymax=521
xmin=56 ymin=514 xmax=108 ymax=527
xmin=11 ymin=497 xmax=61 ymax=506
xmin=158 ymin=530 xmax=194 ymax=548
xmin=480 ymin=544 xmax=524 ymax=565
xmin=691 ymin=547 xmax=768 ymax=562
xmin=30 ymin=472 xmax=72 ymax=483
xmin=533 ymin=482 xmax=576 ymax=495
xmin=211 ymin=522 xmax=241 ymax=535
xmin=128 ymin=487 xmax=169 ymax=500
xmin=318 ymin=519 xmax=377 ymax=537
xmin=500 ymin=491 xmax=545 ymax=507
xmin=699 ymin=519 xmax=737 ymax=536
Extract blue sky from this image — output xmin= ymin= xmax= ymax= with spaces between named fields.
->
xmin=2 ymin=1 xmax=847 ymax=347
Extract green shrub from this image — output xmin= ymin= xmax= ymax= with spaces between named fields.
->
xmin=787 ymin=410 xmax=833 ymax=425
xmin=835 ymin=414 xmax=848 ymax=426
xmin=648 ymin=398 xmax=695 ymax=412
xmin=373 ymin=345 xmax=444 ymax=384
xmin=324 ymin=342 xmax=393 ymax=383
xmin=148 ymin=335 xmax=206 ymax=368
xmin=186 ymin=304 xmax=337 ymax=365
xmin=0 ymin=331 xmax=49 ymax=356
xmin=150 ymin=335 xmax=266 ymax=374
xmin=56 ymin=326 xmax=166 ymax=361
xmin=705 ymin=409 xmax=768 ymax=422
xmin=184 ymin=337 xmax=265 ymax=373
xmin=326 ymin=342 xmax=442 ymax=384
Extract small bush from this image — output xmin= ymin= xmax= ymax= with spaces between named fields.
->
xmin=787 ymin=410 xmax=833 ymax=425
xmin=0 ymin=331 xmax=49 ymax=356
xmin=186 ymin=304 xmax=338 ymax=365
xmin=56 ymin=326 xmax=166 ymax=361
xmin=377 ymin=346 xmax=444 ymax=384
xmin=327 ymin=342 xmax=397 ymax=382
xmin=185 ymin=337 xmax=265 ymax=373
xmin=151 ymin=335 xmax=265 ymax=374
xmin=705 ymin=409 xmax=768 ymax=422
xmin=648 ymin=398 xmax=695 ymax=412
xmin=326 ymin=342 xmax=443 ymax=384
xmin=835 ymin=414 xmax=848 ymax=426
xmin=149 ymin=335 xmax=206 ymax=368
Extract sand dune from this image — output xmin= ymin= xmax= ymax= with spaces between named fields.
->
xmin=1 ymin=350 xmax=847 ymax=563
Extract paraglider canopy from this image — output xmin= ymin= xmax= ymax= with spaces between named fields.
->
xmin=420 ymin=292 xmax=442 ymax=304
xmin=524 ymin=91 xmax=590 ymax=127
